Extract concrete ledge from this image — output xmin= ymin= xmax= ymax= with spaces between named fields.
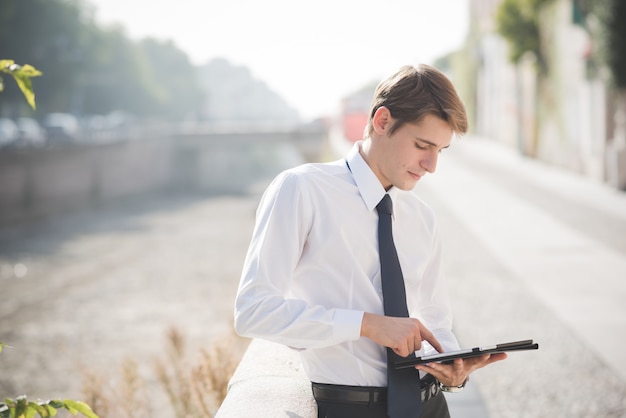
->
xmin=216 ymin=339 xmax=317 ymax=418
xmin=216 ymin=339 xmax=489 ymax=417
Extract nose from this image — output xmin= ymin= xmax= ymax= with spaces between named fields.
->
xmin=420 ymin=150 xmax=439 ymax=173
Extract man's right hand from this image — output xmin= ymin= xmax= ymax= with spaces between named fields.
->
xmin=360 ymin=312 xmax=443 ymax=357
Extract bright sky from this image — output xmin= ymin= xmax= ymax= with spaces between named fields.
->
xmin=89 ymin=0 xmax=470 ymax=121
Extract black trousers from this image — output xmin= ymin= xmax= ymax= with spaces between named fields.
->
xmin=316 ymin=390 xmax=450 ymax=418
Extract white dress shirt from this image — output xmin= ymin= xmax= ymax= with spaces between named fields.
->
xmin=234 ymin=142 xmax=460 ymax=386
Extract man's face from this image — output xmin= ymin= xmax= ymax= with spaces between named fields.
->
xmin=372 ymin=113 xmax=453 ymax=191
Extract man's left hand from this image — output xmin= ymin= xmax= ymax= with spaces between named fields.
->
xmin=415 ymin=353 xmax=508 ymax=387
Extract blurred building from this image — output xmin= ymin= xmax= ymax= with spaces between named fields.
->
xmin=464 ymin=0 xmax=626 ymax=189
xmin=339 ymin=83 xmax=376 ymax=144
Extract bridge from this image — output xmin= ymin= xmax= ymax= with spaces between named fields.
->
xmin=0 ymin=126 xmax=328 ymax=227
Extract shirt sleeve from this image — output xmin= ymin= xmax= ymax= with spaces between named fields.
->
xmin=234 ymin=171 xmax=363 ymax=349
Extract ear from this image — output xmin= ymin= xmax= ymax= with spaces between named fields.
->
xmin=372 ymin=107 xmax=392 ymax=134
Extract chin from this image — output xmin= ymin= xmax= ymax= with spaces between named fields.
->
xmin=396 ymin=182 xmax=417 ymax=191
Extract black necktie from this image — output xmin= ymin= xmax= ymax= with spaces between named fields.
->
xmin=376 ymin=194 xmax=422 ymax=418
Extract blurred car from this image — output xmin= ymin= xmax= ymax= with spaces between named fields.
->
xmin=16 ymin=117 xmax=46 ymax=147
xmin=0 ymin=118 xmax=19 ymax=147
xmin=80 ymin=114 xmax=110 ymax=143
xmin=43 ymin=113 xmax=80 ymax=144
xmin=105 ymin=110 xmax=138 ymax=140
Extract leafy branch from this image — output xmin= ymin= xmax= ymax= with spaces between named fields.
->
xmin=0 ymin=397 xmax=98 ymax=418
xmin=0 ymin=60 xmax=42 ymax=110
xmin=0 ymin=343 xmax=99 ymax=418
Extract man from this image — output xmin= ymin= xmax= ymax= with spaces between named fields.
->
xmin=234 ymin=64 xmax=506 ymax=417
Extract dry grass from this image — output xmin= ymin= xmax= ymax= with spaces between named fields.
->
xmin=80 ymin=327 xmax=249 ymax=418
xmin=189 ymin=332 xmax=246 ymax=415
xmin=80 ymin=368 xmax=112 ymax=418
xmin=80 ymin=357 xmax=152 ymax=418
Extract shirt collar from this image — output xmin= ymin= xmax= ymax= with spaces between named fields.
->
xmin=346 ymin=141 xmax=399 ymax=213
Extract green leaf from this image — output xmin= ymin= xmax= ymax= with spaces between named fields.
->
xmin=13 ymin=396 xmax=26 ymax=418
xmin=0 ymin=60 xmax=42 ymax=110
xmin=46 ymin=401 xmax=62 ymax=410
xmin=61 ymin=401 xmax=77 ymax=415
xmin=23 ymin=405 xmax=37 ymax=418
xmin=1 ymin=402 xmax=10 ymax=418
xmin=11 ymin=71 xmax=36 ymax=110
xmin=41 ymin=404 xmax=55 ymax=417
xmin=61 ymin=401 xmax=98 ymax=418
xmin=15 ymin=65 xmax=42 ymax=78
xmin=45 ymin=405 xmax=57 ymax=417
xmin=0 ymin=60 xmax=15 ymax=73
xmin=27 ymin=403 xmax=48 ymax=418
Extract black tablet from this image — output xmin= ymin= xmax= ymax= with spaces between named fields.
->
xmin=395 ymin=339 xmax=539 ymax=369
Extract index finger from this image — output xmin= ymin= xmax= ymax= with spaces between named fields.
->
xmin=419 ymin=325 xmax=443 ymax=353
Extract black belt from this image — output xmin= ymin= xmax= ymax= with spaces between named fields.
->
xmin=312 ymin=374 xmax=440 ymax=406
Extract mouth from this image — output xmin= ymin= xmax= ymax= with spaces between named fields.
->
xmin=408 ymin=171 xmax=423 ymax=181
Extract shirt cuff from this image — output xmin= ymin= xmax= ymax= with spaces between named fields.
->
xmin=333 ymin=309 xmax=364 ymax=342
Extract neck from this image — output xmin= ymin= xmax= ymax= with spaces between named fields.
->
xmin=358 ymin=139 xmax=392 ymax=191
xmin=359 ymin=138 xmax=373 ymax=166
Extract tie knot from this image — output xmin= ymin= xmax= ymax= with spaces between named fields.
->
xmin=376 ymin=194 xmax=393 ymax=216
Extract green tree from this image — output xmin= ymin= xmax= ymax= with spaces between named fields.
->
xmin=578 ymin=0 xmax=626 ymax=89
xmin=0 ymin=0 xmax=206 ymax=120
xmin=495 ymin=0 xmax=553 ymax=74
xmin=77 ymin=23 xmax=165 ymax=116
xmin=139 ymin=38 xmax=205 ymax=120
xmin=0 ymin=0 xmax=84 ymax=115
xmin=495 ymin=0 xmax=555 ymax=157
xmin=576 ymin=0 xmax=626 ymax=178
xmin=607 ymin=1 xmax=626 ymax=89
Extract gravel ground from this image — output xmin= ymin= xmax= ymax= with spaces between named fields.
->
xmin=0 ymin=193 xmax=258 ymax=406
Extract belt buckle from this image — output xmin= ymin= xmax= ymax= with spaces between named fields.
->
xmin=420 ymin=377 xmax=440 ymax=403
xmin=369 ymin=389 xmax=385 ymax=406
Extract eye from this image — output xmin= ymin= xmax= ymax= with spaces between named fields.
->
xmin=415 ymin=142 xmax=427 ymax=150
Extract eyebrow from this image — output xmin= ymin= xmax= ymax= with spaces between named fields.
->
xmin=416 ymin=137 xmax=450 ymax=150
